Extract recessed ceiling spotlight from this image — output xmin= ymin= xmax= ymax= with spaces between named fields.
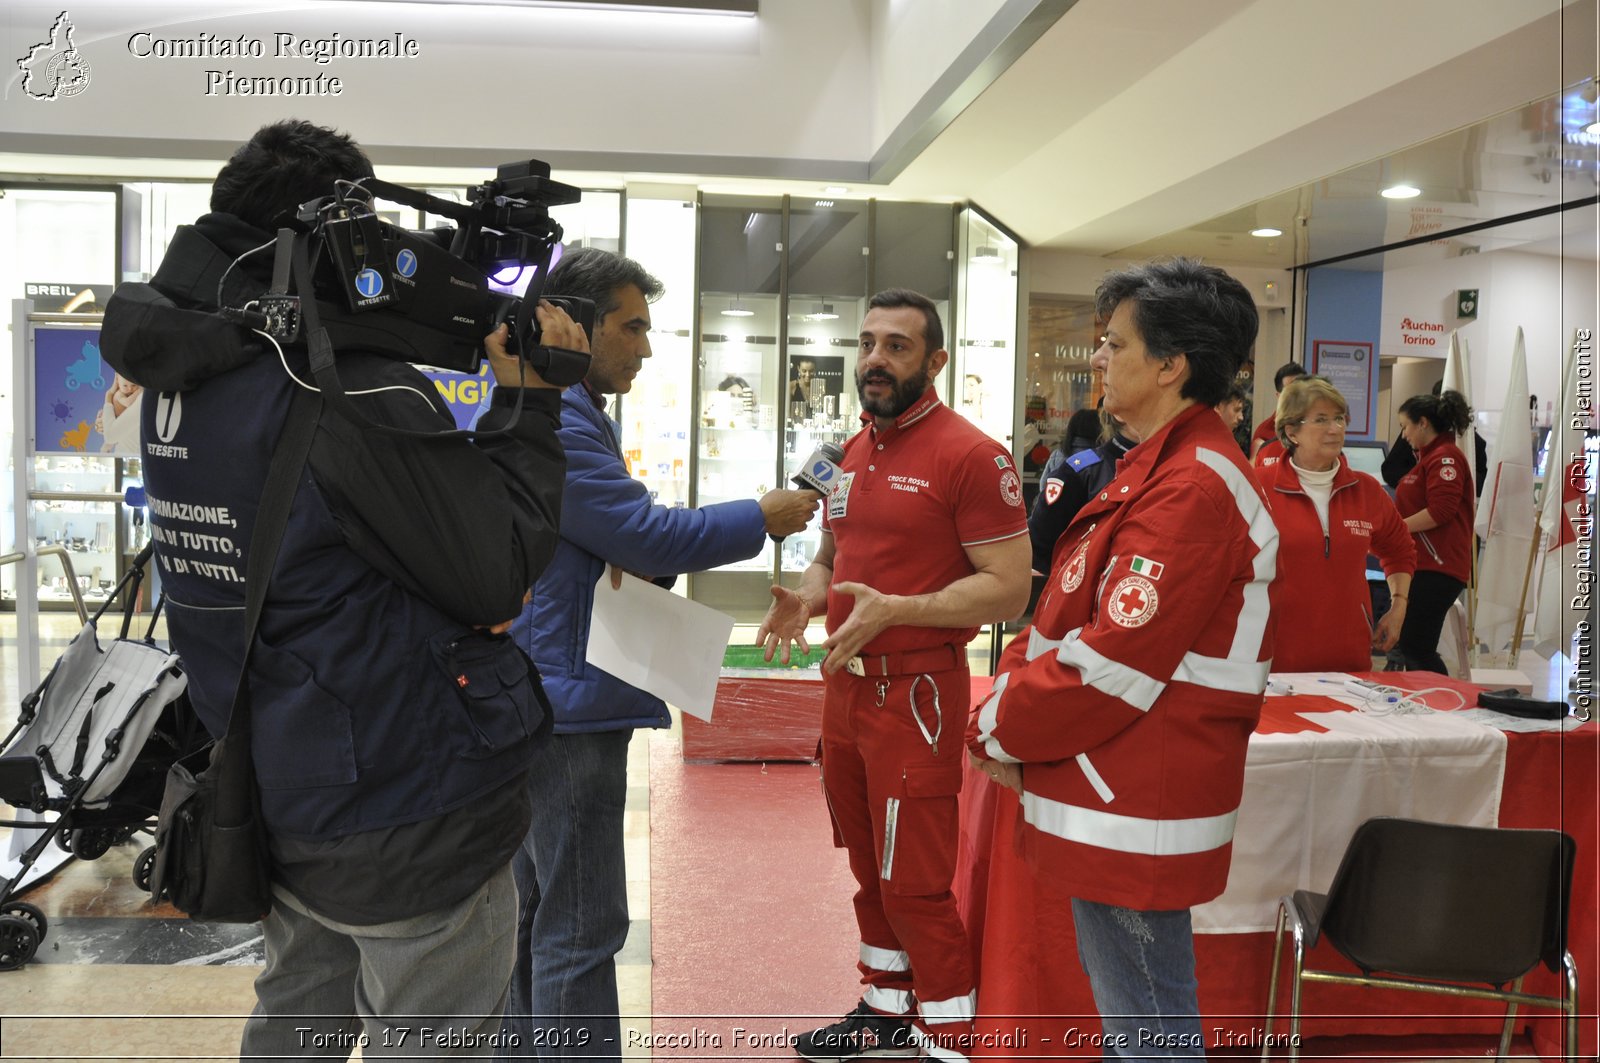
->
xmin=1250 ymin=227 xmax=1282 ymax=238
xmin=823 ymin=185 xmax=849 ymax=194
xmin=1381 ymin=183 xmax=1422 ymax=199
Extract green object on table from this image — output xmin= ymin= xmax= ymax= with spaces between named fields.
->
xmin=721 ymin=644 xmax=820 ymax=670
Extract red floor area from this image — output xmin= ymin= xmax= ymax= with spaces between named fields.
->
xmin=647 ymin=731 xmax=1569 ymax=1063
xmin=649 ymin=736 xmax=860 ymax=1057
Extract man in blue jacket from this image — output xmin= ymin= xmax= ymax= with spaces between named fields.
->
xmin=503 ymin=248 xmax=820 ymax=1060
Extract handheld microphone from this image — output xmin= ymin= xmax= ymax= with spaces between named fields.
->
xmin=772 ymin=442 xmax=846 ymax=544
xmin=793 ymin=442 xmax=846 ymax=495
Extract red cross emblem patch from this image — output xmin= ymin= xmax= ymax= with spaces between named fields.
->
xmin=1061 ymin=542 xmax=1089 ymax=592
xmin=1108 ymin=575 xmax=1158 ymax=628
xmin=999 ymin=468 xmax=1023 ymax=507
xmin=1044 ymin=479 xmax=1063 ymax=505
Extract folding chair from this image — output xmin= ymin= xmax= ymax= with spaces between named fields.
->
xmin=1262 ymin=816 xmax=1578 ymax=1063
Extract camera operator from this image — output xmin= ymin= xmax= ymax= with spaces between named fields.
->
xmin=101 ymin=119 xmax=583 ymax=1057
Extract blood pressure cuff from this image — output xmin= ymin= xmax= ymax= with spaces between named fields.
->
xmin=1476 ymin=688 xmax=1570 ymax=720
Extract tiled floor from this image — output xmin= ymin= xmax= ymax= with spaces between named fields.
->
xmin=0 ymin=609 xmax=658 ymax=1060
xmin=0 ymin=733 xmax=656 ymax=1060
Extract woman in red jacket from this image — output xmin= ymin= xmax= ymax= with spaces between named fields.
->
xmin=1393 ymin=389 xmax=1475 ymax=674
xmin=1260 ymin=377 xmax=1414 ymax=671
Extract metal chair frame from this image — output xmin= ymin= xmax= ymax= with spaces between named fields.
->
xmin=1261 ymin=817 xmax=1579 ymax=1063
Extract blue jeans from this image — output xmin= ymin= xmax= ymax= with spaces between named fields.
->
xmin=1071 ymin=899 xmax=1205 ymax=1062
xmin=498 ymin=730 xmax=632 ymax=1062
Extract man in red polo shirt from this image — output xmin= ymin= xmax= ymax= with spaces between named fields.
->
xmin=758 ymin=288 xmax=1031 ymax=1063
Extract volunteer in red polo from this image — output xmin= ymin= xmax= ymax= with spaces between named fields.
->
xmin=1392 ymin=388 xmax=1475 ymax=674
xmin=758 ymin=288 xmax=1030 ymax=1063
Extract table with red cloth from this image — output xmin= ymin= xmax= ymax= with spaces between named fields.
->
xmin=955 ymin=672 xmax=1598 ymax=1061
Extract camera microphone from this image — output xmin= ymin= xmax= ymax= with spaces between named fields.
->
xmin=771 ymin=442 xmax=846 ymax=545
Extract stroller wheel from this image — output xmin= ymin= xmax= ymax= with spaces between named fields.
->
xmin=0 ymin=914 xmax=40 ymax=971
xmin=0 ymin=901 xmax=47 ymax=941
xmin=67 ymin=828 xmax=115 ymax=860
xmin=133 ymin=846 xmax=157 ymax=893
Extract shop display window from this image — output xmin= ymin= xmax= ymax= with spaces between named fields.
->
xmin=617 ymin=196 xmax=696 ymax=511
xmin=692 ymin=195 xmax=785 ymax=619
xmin=952 ymin=209 xmax=1019 ymax=450
xmin=1021 ymin=295 xmax=1101 ymax=503
xmin=779 ymin=198 xmax=869 ymax=588
xmin=124 ymin=182 xmax=212 ymax=276
xmin=2 ymin=187 xmax=119 ymax=607
xmin=16 ymin=455 xmax=125 ymax=610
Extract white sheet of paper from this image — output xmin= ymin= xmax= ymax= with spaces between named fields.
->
xmin=585 ymin=572 xmax=736 ymax=721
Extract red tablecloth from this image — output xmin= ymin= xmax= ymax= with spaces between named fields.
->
xmin=956 ymin=672 xmax=1599 ymax=1060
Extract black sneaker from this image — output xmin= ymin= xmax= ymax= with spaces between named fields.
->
xmin=793 ymin=1001 xmax=918 ymax=1062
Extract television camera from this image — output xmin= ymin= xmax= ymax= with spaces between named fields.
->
xmin=251 ymin=158 xmax=594 ymax=387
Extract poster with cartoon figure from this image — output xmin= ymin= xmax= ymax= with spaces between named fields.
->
xmin=33 ymin=325 xmax=133 ymax=454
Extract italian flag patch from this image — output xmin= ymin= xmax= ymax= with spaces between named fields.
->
xmin=1129 ymin=556 xmax=1164 ymax=580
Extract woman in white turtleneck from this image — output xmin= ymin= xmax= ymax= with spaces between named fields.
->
xmin=1256 ymin=377 xmax=1416 ymax=672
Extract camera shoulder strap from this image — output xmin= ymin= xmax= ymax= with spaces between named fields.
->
xmin=219 ymin=384 xmax=321 ymax=743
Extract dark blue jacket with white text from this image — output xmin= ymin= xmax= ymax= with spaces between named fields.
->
xmin=102 ymin=213 xmax=566 ymax=844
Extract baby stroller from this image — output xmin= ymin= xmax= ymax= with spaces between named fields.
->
xmin=0 ymin=543 xmax=204 ymax=969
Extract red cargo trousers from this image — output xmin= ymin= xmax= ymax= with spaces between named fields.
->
xmin=821 ymin=656 xmax=976 ymax=1061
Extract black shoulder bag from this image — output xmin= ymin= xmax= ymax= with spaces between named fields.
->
xmin=148 ymin=386 xmax=321 ymax=922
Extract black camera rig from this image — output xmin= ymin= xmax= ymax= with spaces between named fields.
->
xmin=252 ymin=158 xmax=594 ymax=386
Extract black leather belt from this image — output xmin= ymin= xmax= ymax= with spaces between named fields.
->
xmin=844 ymin=643 xmax=966 ymax=677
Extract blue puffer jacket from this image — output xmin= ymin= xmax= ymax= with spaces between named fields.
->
xmin=513 ymin=386 xmax=767 ymax=732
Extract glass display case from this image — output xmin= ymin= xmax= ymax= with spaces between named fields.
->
xmin=686 ymin=194 xmax=989 ymax=622
xmin=873 ymin=199 xmax=957 ymax=404
xmin=8 ymin=455 xmax=125 ymax=610
xmin=778 ymin=314 xmax=862 ymax=579
xmin=693 ymin=195 xmax=787 ymax=618
xmin=952 ymin=209 xmax=1019 ymax=450
xmin=616 ymin=196 xmax=696 ymax=511
xmin=1021 ymin=295 xmax=1101 ymax=507
xmin=778 ymin=198 xmax=871 ymax=591
xmin=1 ymin=188 xmax=119 ymax=609
xmin=873 ymin=201 xmax=957 ymax=303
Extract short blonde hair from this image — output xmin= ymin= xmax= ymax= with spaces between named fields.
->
xmin=1276 ymin=376 xmax=1349 ymax=451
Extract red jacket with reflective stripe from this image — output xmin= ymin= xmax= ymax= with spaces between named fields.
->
xmin=1257 ymin=456 xmax=1415 ymax=672
xmin=1394 ymin=435 xmax=1474 ymax=582
xmin=967 ymin=405 xmax=1278 ymax=910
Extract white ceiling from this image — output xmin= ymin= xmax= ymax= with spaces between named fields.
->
xmin=0 ymin=0 xmax=1593 ymax=272
xmin=880 ymin=0 xmax=1596 ymax=265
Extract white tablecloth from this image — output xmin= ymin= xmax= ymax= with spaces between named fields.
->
xmin=1193 ymin=691 xmax=1507 ymax=933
